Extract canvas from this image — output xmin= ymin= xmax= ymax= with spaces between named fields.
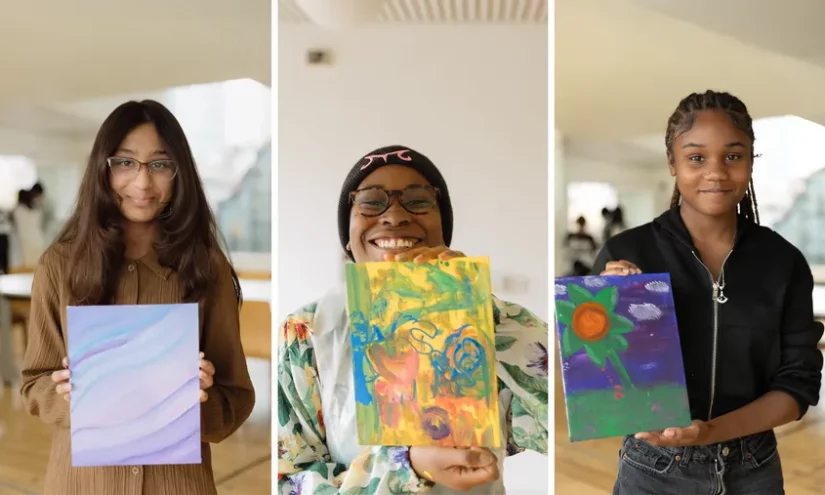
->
xmin=554 ymin=273 xmax=691 ymax=442
xmin=345 ymin=256 xmax=501 ymax=448
xmin=67 ymin=303 xmax=202 ymax=467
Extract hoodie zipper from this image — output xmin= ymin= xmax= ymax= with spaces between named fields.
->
xmin=690 ymin=249 xmax=732 ymax=420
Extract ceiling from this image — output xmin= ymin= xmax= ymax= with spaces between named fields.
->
xmin=627 ymin=0 xmax=825 ymax=68
xmin=279 ymin=0 xmax=548 ymax=24
xmin=557 ymin=0 xmax=825 ymax=165
xmin=0 ymin=0 xmax=270 ymax=104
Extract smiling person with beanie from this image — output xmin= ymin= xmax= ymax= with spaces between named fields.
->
xmin=277 ymin=145 xmax=549 ymax=494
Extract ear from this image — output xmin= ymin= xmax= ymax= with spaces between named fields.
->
xmin=666 ymin=152 xmax=676 ymax=177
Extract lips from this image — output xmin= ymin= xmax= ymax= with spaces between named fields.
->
xmin=128 ymin=197 xmax=154 ymax=206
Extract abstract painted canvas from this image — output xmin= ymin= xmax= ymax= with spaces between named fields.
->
xmin=554 ymin=274 xmax=691 ymax=442
xmin=345 ymin=256 xmax=501 ymax=448
xmin=67 ymin=303 xmax=201 ymax=467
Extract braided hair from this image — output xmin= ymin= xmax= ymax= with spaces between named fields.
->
xmin=665 ymin=90 xmax=760 ymax=224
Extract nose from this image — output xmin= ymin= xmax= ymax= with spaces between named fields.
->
xmin=379 ymin=200 xmax=411 ymax=226
xmin=705 ymin=157 xmax=730 ymax=180
xmin=132 ymin=165 xmax=153 ymax=189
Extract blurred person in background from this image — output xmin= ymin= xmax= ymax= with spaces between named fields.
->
xmin=564 ymin=215 xmax=597 ymax=275
xmin=12 ymin=188 xmax=45 ymax=268
xmin=29 ymin=182 xmax=55 ymax=239
xmin=606 ymin=205 xmax=627 ymax=239
xmin=0 ymin=205 xmax=11 ymax=274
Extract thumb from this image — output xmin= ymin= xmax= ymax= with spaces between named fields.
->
xmin=462 ymin=448 xmax=497 ymax=467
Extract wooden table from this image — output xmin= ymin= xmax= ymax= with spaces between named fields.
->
xmin=0 ymin=273 xmax=271 ymax=387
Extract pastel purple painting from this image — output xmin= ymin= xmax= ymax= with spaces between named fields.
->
xmin=67 ymin=303 xmax=201 ymax=467
xmin=554 ymin=273 xmax=691 ymax=442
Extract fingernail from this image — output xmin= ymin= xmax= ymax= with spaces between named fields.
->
xmin=664 ymin=430 xmax=675 ymax=438
xmin=60 ymin=370 xmax=70 ymax=379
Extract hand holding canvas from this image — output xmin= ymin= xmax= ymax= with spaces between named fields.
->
xmin=409 ymin=446 xmax=500 ymax=491
xmin=384 ymin=245 xmax=466 ymax=263
xmin=602 ymin=261 xmax=712 ymax=447
xmin=634 ymin=420 xmax=711 ymax=447
xmin=52 ymin=356 xmax=71 ymax=401
xmin=199 ymin=352 xmax=215 ymax=402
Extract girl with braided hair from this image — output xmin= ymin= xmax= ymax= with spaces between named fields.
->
xmin=592 ymin=90 xmax=823 ymax=494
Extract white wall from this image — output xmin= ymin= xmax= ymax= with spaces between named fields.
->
xmin=278 ymin=25 xmax=548 ymax=321
xmin=278 ymin=24 xmax=548 ymax=494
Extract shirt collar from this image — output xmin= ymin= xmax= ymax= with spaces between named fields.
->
xmin=134 ymin=249 xmax=172 ymax=280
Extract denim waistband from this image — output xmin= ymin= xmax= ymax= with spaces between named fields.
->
xmin=623 ymin=429 xmax=776 ymax=464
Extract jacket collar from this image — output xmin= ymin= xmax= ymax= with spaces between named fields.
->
xmin=653 ymin=205 xmax=752 ymax=249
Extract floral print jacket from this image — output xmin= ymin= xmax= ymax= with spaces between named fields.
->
xmin=277 ymin=296 xmax=549 ymax=495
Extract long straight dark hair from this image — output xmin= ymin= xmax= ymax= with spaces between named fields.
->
xmin=57 ymin=100 xmax=241 ymax=306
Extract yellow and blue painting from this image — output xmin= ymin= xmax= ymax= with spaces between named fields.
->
xmin=345 ymin=256 xmax=501 ymax=448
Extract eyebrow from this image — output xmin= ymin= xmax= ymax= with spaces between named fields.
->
xmin=681 ymin=142 xmax=746 ymax=149
xmin=117 ymin=148 xmax=169 ymax=156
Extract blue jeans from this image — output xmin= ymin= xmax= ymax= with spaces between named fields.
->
xmin=612 ymin=431 xmax=784 ymax=495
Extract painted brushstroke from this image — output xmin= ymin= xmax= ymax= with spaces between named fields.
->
xmin=345 ymin=256 xmax=501 ymax=448
xmin=67 ymin=303 xmax=201 ymax=467
xmin=554 ymin=273 xmax=691 ymax=442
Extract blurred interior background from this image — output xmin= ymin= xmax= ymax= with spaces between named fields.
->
xmin=555 ymin=1 xmax=825 ymax=493
xmin=0 ymin=2 xmax=272 ymax=494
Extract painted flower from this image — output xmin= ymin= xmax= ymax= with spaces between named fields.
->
xmin=556 ymin=283 xmax=636 ymax=388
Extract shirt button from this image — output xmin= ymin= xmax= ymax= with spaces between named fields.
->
xmin=128 ymin=264 xmax=135 ymax=272
xmin=131 ymin=467 xmax=139 ymax=475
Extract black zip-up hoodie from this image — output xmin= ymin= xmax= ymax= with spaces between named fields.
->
xmin=592 ymin=206 xmax=824 ymax=422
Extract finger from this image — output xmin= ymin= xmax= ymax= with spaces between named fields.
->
xmin=199 ymin=352 xmax=205 ymax=359
xmin=200 ymin=359 xmax=216 ymax=376
xmin=51 ymin=369 xmax=70 ymax=383
xmin=392 ymin=247 xmax=430 ymax=262
xmin=437 ymin=249 xmax=465 ymax=260
xmin=62 ymin=357 xmax=69 ymax=368
xmin=63 ymin=393 xmax=71 ymax=402
xmin=413 ymin=247 xmax=448 ymax=264
xmin=200 ymin=371 xmax=214 ymax=390
xmin=56 ymin=382 xmax=72 ymax=394
xmin=200 ymin=390 xmax=208 ymax=402
xmin=453 ymin=464 xmax=500 ymax=491
xmin=461 ymin=447 xmax=498 ymax=467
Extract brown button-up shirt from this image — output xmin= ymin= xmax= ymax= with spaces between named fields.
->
xmin=20 ymin=245 xmax=256 ymax=495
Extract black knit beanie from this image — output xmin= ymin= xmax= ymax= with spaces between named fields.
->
xmin=338 ymin=144 xmax=453 ymax=260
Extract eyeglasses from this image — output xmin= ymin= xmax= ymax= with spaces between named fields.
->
xmin=107 ymin=157 xmax=178 ymax=182
xmin=350 ymin=185 xmax=439 ymax=217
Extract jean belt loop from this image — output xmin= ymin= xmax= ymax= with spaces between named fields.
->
xmin=679 ymin=445 xmax=692 ymax=467
xmin=739 ymin=436 xmax=748 ymax=465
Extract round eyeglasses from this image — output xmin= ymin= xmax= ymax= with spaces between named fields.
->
xmin=350 ymin=185 xmax=439 ymax=217
xmin=107 ymin=157 xmax=178 ymax=182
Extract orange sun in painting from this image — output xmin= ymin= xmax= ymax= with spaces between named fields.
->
xmin=571 ymin=301 xmax=610 ymax=342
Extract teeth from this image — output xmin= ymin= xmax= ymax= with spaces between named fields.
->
xmin=375 ymin=238 xmax=417 ymax=249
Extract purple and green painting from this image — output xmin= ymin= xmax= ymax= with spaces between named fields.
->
xmin=67 ymin=303 xmax=201 ymax=467
xmin=554 ymin=273 xmax=691 ymax=442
